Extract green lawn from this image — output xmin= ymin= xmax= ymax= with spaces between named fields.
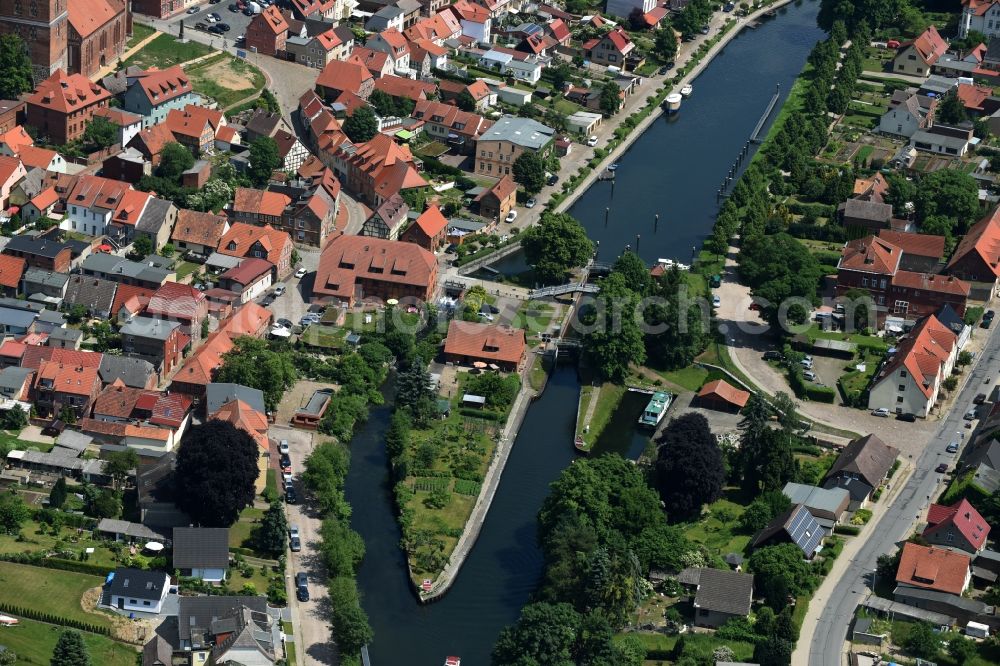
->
xmin=0 ymin=617 xmax=136 ymax=666
xmin=0 ymin=562 xmax=115 ymax=629
xmin=657 ymin=365 xmax=710 ymax=392
xmin=632 ymin=631 xmax=755 ymax=661
xmin=123 ymin=33 xmax=213 ymax=69
xmin=300 ymin=324 xmax=347 ymax=350
xmin=683 ymin=494 xmax=751 ymax=558
xmin=229 ymin=507 xmax=265 ymax=550
xmin=174 ymin=260 xmax=201 ymax=280
xmin=126 ymin=22 xmax=156 ymax=49
xmin=186 ymin=55 xmax=266 ymax=109
xmin=0 ymin=430 xmax=54 ymax=454
xmin=511 ymin=301 xmax=555 ymax=335
xmin=0 ymin=520 xmax=119 ymax=570
xmin=574 ymin=382 xmax=626 ymax=451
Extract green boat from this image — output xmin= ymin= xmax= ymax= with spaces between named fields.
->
xmin=638 ymin=391 xmax=672 ymax=428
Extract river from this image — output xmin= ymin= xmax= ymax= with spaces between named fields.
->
xmin=345 ymin=3 xmax=824 ymax=664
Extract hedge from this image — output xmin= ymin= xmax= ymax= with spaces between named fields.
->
xmin=834 ymin=524 xmax=861 ymax=536
xmin=804 ymin=385 xmax=836 ymax=403
xmin=0 ymin=552 xmax=112 ymax=577
xmin=786 ymin=201 xmax=837 ymax=218
xmin=458 ymin=407 xmax=505 ymax=421
xmin=0 ymin=601 xmax=111 ymax=636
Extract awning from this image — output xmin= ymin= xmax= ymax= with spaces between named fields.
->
xmin=395 ymin=130 xmax=414 ymax=140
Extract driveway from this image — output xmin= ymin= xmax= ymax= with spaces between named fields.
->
xmin=271 ymin=424 xmax=332 ymax=666
xmin=261 ymin=248 xmax=320 ymax=325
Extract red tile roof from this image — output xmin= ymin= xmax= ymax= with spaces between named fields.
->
xmin=149 ymin=392 xmax=192 ymax=428
xmin=874 ymin=315 xmax=957 ymax=398
xmin=0 ymin=340 xmax=26 ymax=362
xmin=21 ymin=347 xmax=102 ymax=371
xmin=221 ymin=258 xmax=273 ymax=285
xmin=892 ymin=270 xmax=970 ymax=297
xmin=896 ymin=542 xmax=971 ymax=595
xmin=377 ymin=27 xmax=409 ymax=49
xmin=839 ymin=236 xmax=902 ymax=275
xmin=165 ymin=105 xmax=222 ymax=140
xmin=27 ymin=69 xmax=112 ymax=114
xmin=171 ymin=209 xmax=229 ymax=248
xmin=217 ymin=223 xmax=292 ymax=266
xmin=211 ymin=398 xmax=268 ymax=433
xmin=129 ymin=123 xmax=176 ymax=157
xmin=111 ymin=283 xmax=155 ymax=317
xmin=92 ymin=107 xmax=141 ymax=127
xmin=18 ymin=146 xmax=59 ymax=170
xmin=111 ymin=189 xmax=153 ymax=227
xmin=68 ymin=174 xmax=130 ymax=213
xmin=173 ymin=303 xmax=271 ymax=389
xmin=547 ymin=17 xmax=570 ymax=42
xmin=316 ymin=60 xmax=373 ymax=96
xmin=956 ymin=82 xmax=992 ymax=112
xmin=93 ymin=379 xmax=144 ymax=418
xmin=963 ymin=0 xmax=1000 ymax=17
xmin=877 ymin=230 xmax=945 ymax=260
xmin=133 ymin=66 xmax=192 ymax=107
xmin=313 ymin=234 xmax=436 ymax=303
xmin=946 ymin=207 xmax=1000 ymax=278
xmin=0 ymin=254 xmax=26 ymax=289
xmin=450 ymin=0 xmax=489 ymax=22
xmin=146 ymin=282 xmax=206 ymax=321
xmin=443 ymin=320 xmax=526 ymax=366
xmin=349 ymin=47 xmax=392 ymax=75
xmin=373 ymin=75 xmax=437 ymax=101
xmin=901 ymin=25 xmax=948 ymax=66
xmin=925 ymin=498 xmax=990 ymax=551
xmin=67 ymin=0 xmax=123 ymax=38
xmin=254 ymin=4 xmax=289 ymax=34
xmin=232 ymin=187 xmax=292 ymax=217
xmin=412 ymin=204 xmax=448 ymax=238
xmin=0 ymin=155 xmax=22 ymax=188
xmin=697 ymin=379 xmax=750 ymax=408
xmin=29 ymin=187 xmax=59 ymax=214
xmin=0 ymin=126 xmax=33 ymax=153
xmin=854 ymin=172 xmax=889 ymax=198
xmin=35 ymin=360 xmax=101 ymax=397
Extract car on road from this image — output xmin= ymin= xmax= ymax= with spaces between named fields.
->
xmin=273 ymin=284 xmax=286 ymax=297
xmin=700 ymin=25 xmax=710 ymax=34
xmin=260 ymin=293 xmax=276 ymax=306
xmin=285 ymin=486 xmax=297 ymax=504
xmin=586 ymin=136 xmax=599 ymax=147
xmin=525 ymin=197 xmax=536 ymax=208
xmin=505 ymin=210 xmax=518 ymax=223
xmin=290 ymin=536 xmax=301 ymax=552
xmin=965 ymin=409 xmax=978 ymax=420
xmin=547 ymin=174 xmax=558 ymax=186
xmin=871 ymin=408 xmax=889 ymax=417
xmin=975 ymin=393 xmax=988 ymax=404
xmin=187 ymin=5 xmax=199 ymax=12
xmin=983 ymin=310 xmax=995 ymax=328
xmin=935 ymin=463 xmax=949 ymax=473
xmin=289 ymin=526 xmax=300 ymax=540
xmin=295 ymin=573 xmax=309 ymax=601
xmin=712 ymin=295 xmax=720 ymax=308
xmin=278 ymin=439 xmax=289 ymax=455
xmin=282 ymin=470 xmax=293 ymax=485
xmin=280 ymin=454 xmax=291 ymax=471
xmin=946 ymin=442 xmax=959 ymax=453
xmin=294 ymin=267 xmax=307 ymax=279
xmin=896 ymin=412 xmax=917 ymax=422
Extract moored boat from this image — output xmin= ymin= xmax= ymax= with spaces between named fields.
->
xmin=638 ymin=391 xmax=673 ymax=428
xmin=680 ymin=84 xmax=693 ymax=97
xmin=445 ymin=658 xmax=461 ymax=666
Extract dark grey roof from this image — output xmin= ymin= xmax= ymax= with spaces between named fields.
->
xmin=37 ymin=310 xmax=66 ymax=324
xmin=0 ymin=307 xmax=38 ymax=329
xmin=81 ymin=254 xmax=172 ymax=284
xmin=177 ymin=595 xmax=268 ymax=642
xmin=965 ymin=438 xmax=1000 ymax=472
xmin=823 ymin=474 xmax=875 ymax=502
xmin=136 ymin=198 xmax=175 ymax=235
xmin=692 ymin=568 xmax=754 ymax=616
xmin=987 ymin=36 xmax=1000 ymax=63
xmin=333 ymin=24 xmax=355 ymax=44
xmin=121 ymin=316 xmax=181 ymax=341
xmin=210 ymin=606 xmax=278 ymax=662
xmin=172 ymin=527 xmax=230 ymax=569
xmin=0 ymin=297 xmax=43 ymax=313
xmin=23 ymin=267 xmax=69 ymax=289
xmin=0 ymin=366 xmax=33 ymax=393
xmin=843 ymin=198 xmax=893 ymax=222
xmin=893 ymin=585 xmax=993 ymax=614
xmin=142 ymin=634 xmax=173 ymax=666
xmin=205 ymin=383 xmax=266 ymax=415
xmin=245 ymin=110 xmax=285 ymax=138
xmin=825 ymin=434 xmax=899 ymax=489
xmin=56 ymin=429 xmax=92 ymax=452
xmin=936 ymin=304 xmax=965 ymax=335
xmin=782 ymin=482 xmax=849 ymax=516
xmin=49 ymin=327 xmax=83 ymax=343
xmin=4 ymin=235 xmax=70 ymax=258
xmin=973 ymin=463 xmax=1000 ymax=494
xmin=64 ymin=275 xmax=118 ymax=314
xmin=107 ymin=567 xmax=169 ymax=601
xmin=677 ymin=567 xmax=702 ymax=585
xmin=478 ymin=116 xmax=555 ymax=149
xmin=99 ymin=354 xmax=156 ymax=388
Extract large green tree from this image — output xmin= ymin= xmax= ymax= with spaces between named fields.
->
xmin=215 ymin=336 xmax=297 ymax=412
xmin=158 ymin=142 xmax=195 ymax=180
xmin=492 ymin=602 xmax=581 ymax=665
xmin=0 ymin=490 xmax=29 ymax=534
xmin=83 ymin=115 xmax=118 ymax=150
xmin=174 ymin=420 xmax=259 ymax=527
xmin=644 ymin=265 xmax=709 ymax=370
xmin=254 ymin=500 xmax=288 ymax=556
xmin=521 ymin=212 xmax=594 ymax=284
xmin=343 ymin=106 xmax=379 ymax=143
xmin=0 ymin=35 xmax=33 ymax=101
xmin=581 ymin=272 xmax=646 ymax=382
xmin=748 ymin=543 xmax=817 ymax=606
xmin=512 ymin=150 xmax=547 ymax=195
xmin=50 ymin=630 xmax=90 ymax=666
xmin=654 ymin=413 xmax=725 ymax=520
xmin=653 ymin=23 xmax=678 ymax=62
xmin=936 ymin=90 xmax=968 ymax=126
xmin=599 ymin=80 xmax=621 ymax=116
xmin=739 ymin=233 xmax=823 ymax=328
xmin=914 ymin=169 xmax=980 ymax=235
xmin=248 ymin=136 xmax=282 ymax=187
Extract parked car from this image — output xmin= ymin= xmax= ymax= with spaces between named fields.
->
xmin=195 ymin=21 xmax=208 ymax=29
xmin=295 ymin=573 xmax=309 ymax=601
xmin=965 ymin=409 xmax=978 ymax=420
xmin=505 ymin=210 xmax=518 ymax=223
xmin=586 ymin=135 xmax=599 ymax=147
xmin=208 ymin=24 xmax=225 ymax=33
xmin=478 ymin=312 xmax=494 ymax=322
xmin=802 ymin=370 xmax=817 ymax=381
xmin=946 ymin=442 xmax=959 ymax=453
xmin=700 ymin=25 xmax=710 ymax=34
xmin=186 ymin=5 xmax=199 ymax=12
xmin=285 ymin=487 xmax=297 ymax=504
xmin=205 ymin=14 xmax=218 ymax=21
xmin=282 ymin=471 xmax=293 ymax=485
xmin=871 ymin=408 xmax=889 ymax=417
xmin=985 ymin=310 xmax=996 ymax=322
xmin=525 ymin=197 xmax=536 ymax=208
xmin=290 ymin=536 xmax=301 ymax=552
xmin=209 ymin=11 xmax=221 ymax=18
xmin=228 ymin=2 xmax=238 ymax=8
xmin=280 ymin=455 xmax=291 ymax=471
xmin=800 ymin=358 xmax=813 ymax=369
xmin=935 ymin=463 xmax=949 ymax=473
xmin=763 ymin=350 xmax=782 ymax=361
xmin=975 ymin=393 xmax=988 ymax=405
xmin=217 ymin=22 xmax=231 ymax=30
xmin=294 ymin=267 xmax=307 ymax=279
xmin=273 ymin=284 xmax=286 ymax=297
xmin=896 ymin=413 xmax=917 ymax=422
xmin=712 ymin=295 xmax=721 ymax=308
xmin=276 ymin=318 xmax=293 ymax=329
xmin=547 ymin=174 xmax=558 ymax=186
xmin=279 ymin=440 xmax=289 ymax=455
xmin=289 ymin=526 xmax=300 ymax=540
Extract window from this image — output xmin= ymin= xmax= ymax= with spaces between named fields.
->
xmin=143 ymin=600 xmax=151 ymax=606
xmin=877 ymin=296 xmax=884 ymax=305
xmin=900 ymin=370 xmax=907 ymax=378
xmin=896 ymin=396 xmax=904 ymax=403
xmin=861 ymin=277 xmax=868 ymax=287
xmin=880 ymin=279 xmax=887 ymax=289
xmin=898 ymin=384 xmax=905 ymax=391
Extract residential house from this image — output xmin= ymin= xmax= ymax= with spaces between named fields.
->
xmin=443 ymin=320 xmax=526 ymax=371
xmin=92 ymin=380 xmax=146 ymax=422
xmin=91 ymin=107 xmax=143 ymax=147
xmin=366 ymin=5 xmax=405 ymax=32
xmin=206 ymin=383 xmax=266 ymax=416
xmin=373 ymin=75 xmax=438 ymax=104
xmin=247 ymin=5 xmax=290 ymax=56
xmin=0 ymin=124 xmax=31 ymax=155
xmin=18 ymin=146 xmax=67 ymax=173
xmin=924 ymin=499 xmax=991 ymax=554
xmin=868 ymin=314 xmax=958 ymax=417
xmin=98 ymin=355 xmax=157 ymax=390
xmin=63 ymin=276 xmax=118 ymax=319
xmin=448 ymin=0 xmax=491 ymax=41
xmin=0 ymin=156 xmax=25 ymax=210
xmin=896 ymin=542 xmax=972 ymax=596
xmin=893 ymin=26 xmax=949 ymax=77
xmin=0 ymin=254 xmax=25 ymax=297
xmin=839 ymin=199 xmax=894 ymax=236
xmin=0 ymin=366 xmax=33 ymax=401
xmin=695 ymin=379 xmax=751 ymax=413
xmin=125 ymin=123 xmax=176 ymax=168
xmin=231 ymin=178 xmax=340 ymax=247
xmin=217 ymin=223 xmax=294 ymax=278
xmin=286 ymin=29 xmax=344 ymax=70
xmin=474 ymin=174 xmax=517 ymax=221
xmin=327 ymin=133 xmax=426 ymax=207
xmin=210 ymin=397 xmax=270 ymax=493
xmin=400 ymin=203 xmax=448 ymax=251
xmin=683 ymin=567 xmax=754 ymax=629
xmin=366 ymin=28 xmax=413 ymax=75
xmin=165 ymin=596 xmax=280 ymax=665
xmin=312 ymin=234 xmax=437 ymax=306
xmin=474 ymin=116 xmax=554 ymax=178
xmin=478 ymin=47 xmax=543 ymax=84
xmin=751 ymin=503 xmax=825 ymax=558
xmin=408 ymin=38 xmax=448 ymax=75
xmin=411 ymin=100 xmax=493 ymax=154
xmin=218 ymin=258 xmax=273 ymax=303
xmin=173 ymin=527 xmax=230 ymax=582
xmin=105 ymin=568 xmax=171 ymax=614
xmin=33 ymin=359 xmax=102 ymax=418
xmin=47 ymin=327 xmax=82 ymax=350
xmin=835 ymin=236 xmax=970 ymax=325
xmin=244 ymin=110 xmax=294 ymax=144
xmin=961 ymin=0 xmax=1000 ymax=39
xmin=583 ymin=26 xmax=636 ymax=68
xmin=956 ymin=82 xmax=995 ymax=116
xmin=120 ymin=316 xmax=187 ymax=376
xmin=438 ymin=78 xmax=494 ymax=110
xmin=111 ymin=192 xmax=177 ymax=252
xmin=145 ymin=282 xmax=208 ymax=338
xmin=274 ymin=130 xmax=310 ymax=172
xmin=823 ymin=433 xmax=900 ymax=509
xmin=349 ymin=46 xmax=397 ymax=79
xmin=22 ymin=186 xmax=62 ymax=224
xmin=947 ymin=206 xmax=1000 ymax=299
xmin=404 ymin=9 xmax=462 ymax=44
xmin=782 ymin=482 xmax=850 ymax=528
xmin=911 ymin=124 xmax=974 ymax=157
xmin=877 ymin=230 xmax=946 ymax=272
xmin=22 ymin=267 xmax=68 ymax=300
xmin=165 ymin=105 xmax=226 ymax=155
xmin=62 ymin=174 xmax=131 ymax=237
xmin=2 ymin=235 xmax=71 ymax=272
xmin=315 ymin=60 xmax=376 ymax=103
xmin=25 ymin=70 xmax=112 ymax=145
xmin=361 ymin=193 xmax=410 ymax=239
xmin=878 ymin=93 xmax=936 ymax=138
xmin=80 ymin=253 xmax=175 ymax=290
xmin=122 ymin=66 xmax=198 ymax=128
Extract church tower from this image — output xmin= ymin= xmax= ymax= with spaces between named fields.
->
xmin=0 ymin=0 xmax=69 ymax=80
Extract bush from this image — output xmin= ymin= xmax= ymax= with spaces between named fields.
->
xmin=0 ymin=601 xmax=110 ymax=636
xmin=804 ymin=385 xmax=836 ymax=403
xmin=834 ymin=524 xmax=861 ymax=536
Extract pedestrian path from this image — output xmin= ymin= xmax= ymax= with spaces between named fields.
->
xmin=94 ymin=29 xmax=160 ymax=80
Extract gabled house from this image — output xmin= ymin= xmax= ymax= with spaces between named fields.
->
xmin=245 ymin=110 xmax=294 ymax=144
xmin=583 ymin=26 xmax=635 ymax=68
xmin=400 ymin=203 xmax=448 ymax=251
xmin=122 ymin=66 xmax=197 ymax=128
xmin=782 ymin=482 xmax=850 ymax=528
xmin=104 ymin=568 xmax=171 ymax=614
xmin=312 ymin=233 xmax=437 ymax=306
xmin=210 ymin=397 xmax=270 ymax=493
xmin=443 ymin=320 xmax=526 ymax=371
xmin=217 ymin=223 xmax=294 ymax=279
xmin=285 ymin=28 xmax=344 ymax=70
xmin=684 ymin=567 xmax=754 ymax=629
xmin=361 ymin=193 xmax=409 ymax=239
xmin=408 ymin=38 xmax=449 ymax=75
xmin=0 ymin=155 xmax=26 ymax=210
xmin=438 ymin=79 xmax=494 ymax=110
xmin=273 ymin=130 xmax=310 ymax=173
xmin=947 ymin=206 xmax=1000 ymax=297
xmin=823 ymin=433 xmax=899 ymax=509
xmin=145 ymin=282 xmax=208 ymax=338
xmin=247 ymin=5 xmax=291 ymax=56
xmin=896 ymin=542 xmax=972 ymax=596
xmin=893 ymin=26 xmax=948 ymax=77
xmin=165 ymin=104 xmax=226 ymax=155
xmin=878 ymin=93 xmax=936 ymax=138
xmin=924 ymin=498 xmax=991 ymax=554
xmin=366 ymin=27 xmax=412 ymax=75
xmin=327 ymin=133 xmax=426 ymax=207
xmin=348 ymin=46 xmax=396 ymax=79
xmin=173 ymin=527 xmax=230 ymax=582
xmin=92 ymin=107 xmax=143 ymax=148
xmin=171 ymin=209 xmax=230 ymax=257
xmin=475 ymin=116 xmax=554 ymax=177
xmin=315 ymin=60 xmax=376 ymax=103
xmin=961 ymin=0 xmax=1000 ymax=39
xmin=868 ymin=314 xmax=958 ymax=417
xmin=373 ymin=75 xmax=438 ymax=105
xmin=120 ymin=316 xmax=188 ymax=376
xmin=218 ymin=258 xmax=274 ymax=303
xmin=751 ymin=503 xmax=825 ymax=558
xmin=0 ymin=254 xmax=26 ymax=298
xmin=33 ymin=360 xmax=102 ymax=418
xmin=2 ymin=235 xmax=72 ymax=272
xmin=62 ymin=173 xmax=131 ymax=237
xmin=63 ymin=275 xmax=118 ymax=319
xmin=475 ymin=174 xmax=517 ymax=222
xmin=25 ymin=70 xmax=112 ymax=145
xmin=126 ymin=123 xmax=176 ymax=168
xmin=448 ymin=0 xmax=491 ymax=41
xmin=411 ymin=100 xmax=493 ymax=154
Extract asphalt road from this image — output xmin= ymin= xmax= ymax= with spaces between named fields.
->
xmin=807 ymin=321 xmax=1000 ymax=666
xmin=171 ymin=1 xmax=254 ymax=43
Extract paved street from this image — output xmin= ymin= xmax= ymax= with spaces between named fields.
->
xmin=271 ymin=424 xmax=334 ymax=666
xmin=259 ymin=247 xmax=320 ymax=325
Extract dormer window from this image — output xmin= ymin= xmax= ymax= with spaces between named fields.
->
xmin=227 ymin=241 xmax=237 ymax=251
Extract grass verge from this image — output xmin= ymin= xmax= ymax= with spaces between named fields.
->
xmin=0 ymin=561 xmax=114 ymax=629
xmin=0 ymin=617 xmax=136 ymax=665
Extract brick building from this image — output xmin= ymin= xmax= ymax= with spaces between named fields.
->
xmin=26 ymin=69 xmax=112 ymax=145
xmin=312 ymin=234 xmax=436 ymax=306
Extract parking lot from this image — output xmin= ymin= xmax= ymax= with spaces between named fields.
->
xmin=257 ymin=248 xmax=320 ymax=329
xmin=175 ymin=0 xmax=255 ymax=42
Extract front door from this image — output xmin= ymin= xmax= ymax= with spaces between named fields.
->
xmin=117 ymin=598 xmax=124 ymax=609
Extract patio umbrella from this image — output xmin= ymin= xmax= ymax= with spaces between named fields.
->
xmin=144 ymin=542 xmax=164 ymax=552
xmin=472 ymin=361 xmax=487 ymax=369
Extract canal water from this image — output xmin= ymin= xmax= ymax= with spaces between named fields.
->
xmin=345 ymin=3 xmax=824 ymax=664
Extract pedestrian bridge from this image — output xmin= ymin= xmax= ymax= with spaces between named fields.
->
xmin=528 ymin=283 xmax=600 ymax=298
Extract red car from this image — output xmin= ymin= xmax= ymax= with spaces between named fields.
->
xmin=935 ymin=463 xmax=949 ymax=473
